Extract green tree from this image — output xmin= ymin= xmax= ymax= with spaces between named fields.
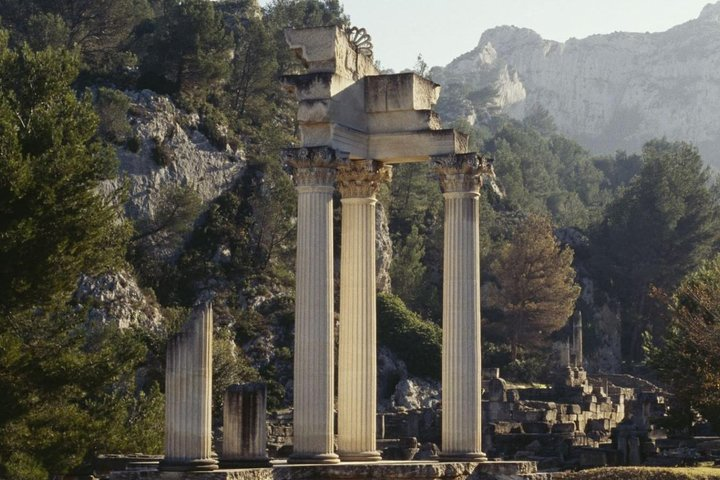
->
xmin=227 ymin=14 xmax=278 ymax=125
xmin=0 ymin=36 xmax=163 ymax=479
xmin=646 ymin=254 xmax=720 ymax=432
xmin=0 ymin=36 xmax=128 ymax=314
xmin=0 ymin=0 xmax=152 ymax=73
xmin=0 ymin=309 xmax=162 ymax=479
xmin=390 ymin=225 xmax=426 ymax=309
xmin=487 ymin=214 xmax=581 ymax=360
xmin=140 ymin=0 xmax=232 ymax=95
xmin=592 ymin=139 xmax=720 ymax=362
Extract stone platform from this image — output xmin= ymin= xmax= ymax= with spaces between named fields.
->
xmin=109 ymin=461 xmax=551 ymax=480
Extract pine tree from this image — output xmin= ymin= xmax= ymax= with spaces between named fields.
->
xmin=592 ymin=139 xmax=720 ymax=361
xmin=646 ymin=254 xmax=720 ymax=431
xmin=487 ymin=214 xmax=581 ymax=360
xmin=140 ymin=0 xmax=232 ymax=95
xmin=0 ymin=35 xmax=128 ymax=314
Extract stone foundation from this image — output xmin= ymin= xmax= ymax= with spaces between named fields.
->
xmin=109 ymin=461 xmax=548 ymax=480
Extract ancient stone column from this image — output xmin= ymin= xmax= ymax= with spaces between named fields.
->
xmin=432 ymin=153 xmax=492 ymax=462
xmin=161 ymin=303 xmax=217 ymax=471
xmin=283 ymin=147 xmax=340 ymax=464
xmin=221 ymin=383 xmax=271 ymax=468
xmin=336 ymin=159 xmax=390 ymax=462
xmin=573 ymin=311 xmax=584 ymax=368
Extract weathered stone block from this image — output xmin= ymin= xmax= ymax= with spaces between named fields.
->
xmin=513 ymin=409 xmax=544 ymax=422
xmin=552 ymin=422 xmax=577 ymax=434
xmin=365 ymin=73 xmax=439 ymax=113
xmin=485 ymin=400 xmax=513 ymax=421
xmin=587 ymin=419 xmax=611 ymax=431
xmin=522 ymin=422 xmax=552 ymax=434
xmin=567 ymin=404 xmax=582 ymax=414
xmin=490 ymin=421 xmax=523 ymax=434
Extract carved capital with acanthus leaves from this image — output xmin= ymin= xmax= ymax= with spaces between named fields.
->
xmin=336 ymin=159 xmax=392 ymax=198
xmin=283 ymin=146 xmax=347 ymax=188
xmin=431 ymin=152 xmax=494 ymax=194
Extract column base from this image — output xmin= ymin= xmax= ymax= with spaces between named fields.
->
xmin=438 ymin=451 xmax=487 ymax=462
xmin=338 ymin=450 xmax=382 ymax=462
xmin=219 ymin=457 xmax=271 ymax=469
xmin=159 ymin=458 xmax=219 ymax=471
xmin=287 ymin=452 xmax=340 ymax=464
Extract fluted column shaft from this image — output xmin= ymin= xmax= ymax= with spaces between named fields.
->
xmin=284 ymin=147 xmax=340 ymax=464
xmin=161 ymin=303 xmax=217 ymax=471
xmin=337 ymin=160 xmax=390 ymax=462
xmin=433 ymin=153 xmax=491 ymax=461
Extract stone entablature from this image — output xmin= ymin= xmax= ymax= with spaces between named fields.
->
xmin=283 ymin=27 xmax=467 ymax=163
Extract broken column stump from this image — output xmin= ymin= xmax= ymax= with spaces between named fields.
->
xmin=160 ymin=303 xmax=217 ymax=472
xmin=221 ymin=383 xmax=271 ymax=468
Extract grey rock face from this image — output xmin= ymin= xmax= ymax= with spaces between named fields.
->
xmin=75 ymin=271 xmax=162 ymax=330
xmin=376 ymin=202 xmax=393 ymax=293
xmin=392 ymin=377 xmax=440 ymax=411
xmin=433 ymin=3 xmax=720 ymax=166
xmin=101 ymin=90 xmax=245 ymax=221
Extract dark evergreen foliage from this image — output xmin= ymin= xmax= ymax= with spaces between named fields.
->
xmin=377 ymin=293 xmax=442 ymax=380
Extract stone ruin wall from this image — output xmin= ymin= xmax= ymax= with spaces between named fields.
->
xmin=263 ymin=367 xmax=666 ymax=468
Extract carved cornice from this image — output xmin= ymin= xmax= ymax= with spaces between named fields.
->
xmin=336 ymin=159 xmax=391 ymax=198
xmin=431 ymin=153 xmax=494 ymax=194
xmin=283 ymin=146 xmax=346 ymax=188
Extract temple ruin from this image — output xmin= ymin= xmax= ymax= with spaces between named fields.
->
xmin=281 ymin=25 xmax=493 ymax=463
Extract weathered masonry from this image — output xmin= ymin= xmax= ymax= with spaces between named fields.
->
xmin=282 ymin=26 xmax=494 ymax=463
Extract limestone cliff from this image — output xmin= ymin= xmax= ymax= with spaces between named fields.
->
xmin=432 ymin=2 xmax=720 ymax=166
xmin=101 ymin=90 xmax=245 ymax=221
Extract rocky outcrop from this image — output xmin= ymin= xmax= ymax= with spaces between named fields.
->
xmin=432 ymin=2 xmax=720 ymax=167
xmin=392 ymin=377 xmax=441 ymax=411
xmin=101 ymin=90 xmax=245 ymax=221
xmin=376 ymin=203 xmax=393 ymax=293
xmin=75 ymin=271 xmax=163 ymax=330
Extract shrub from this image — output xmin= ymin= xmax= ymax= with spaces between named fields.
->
xmin=151 ymin=137 xmax=175 ymax=166
xmin=377 ymin=293 xmax=441 ymax=379
xmin=126 ymin=135 xmax=141 ymax=153
xmin=96 ymin=87 xmax=131 ymax=144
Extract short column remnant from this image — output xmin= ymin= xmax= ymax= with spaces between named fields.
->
xmin=433 ymin=153 xmax=493 ymax=461
xmin=283 ymin=146 xmax=340 ymax=464
xmin=336 ymin=159 xmax=391 ymax=462
xmin=221 ymin=383 xmax=271 ymax=468
xmin=160 ymin=303 xmax=217 ymax=472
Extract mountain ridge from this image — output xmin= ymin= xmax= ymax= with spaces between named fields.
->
xmin=432 ymin=1 xmax=720 ymax=167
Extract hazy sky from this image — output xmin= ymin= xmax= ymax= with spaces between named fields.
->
xmin=266 ymin=0 xmax=715 ymax=71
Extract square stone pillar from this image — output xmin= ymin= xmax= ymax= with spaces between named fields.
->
xmin=283 ymin=146 xmax=340 ymax=464
xmin=336 ymin=159 xmax=390 ymax=462
xmin=160 ymin=303 xmax=217 ymax=471
xmin=432 ymin=153 xmax=492 ymax=462
xmin=220 ymin=383 xmax=271 ymax=468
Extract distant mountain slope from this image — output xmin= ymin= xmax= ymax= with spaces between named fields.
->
xmin=432 ymin=2 xmax=720 ymax=167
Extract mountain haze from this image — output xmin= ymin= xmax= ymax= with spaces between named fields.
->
xmin=432 ymin=2 xmax=720 ymax=167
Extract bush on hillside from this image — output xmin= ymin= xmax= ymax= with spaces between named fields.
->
xmin=377 ymin=293 xmax=441 ymax=380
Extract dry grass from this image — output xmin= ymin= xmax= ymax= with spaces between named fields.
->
xmin=554 ymin=467 xmax=720 ymax=479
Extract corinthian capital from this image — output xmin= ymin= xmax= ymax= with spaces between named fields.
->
xmin=336 ymin=159 xmax=392 ymax=198
xmin=283 ymin=146 xmax=347 ymax=188
xmin=431 ymin=152 xmax=494 ymax=194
